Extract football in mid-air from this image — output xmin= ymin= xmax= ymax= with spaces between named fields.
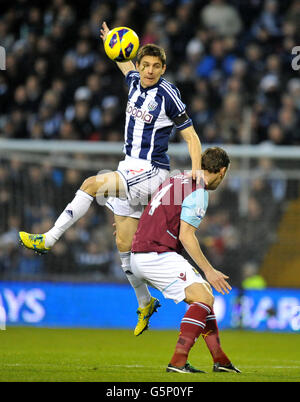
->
xmin=104 ymin=27 xmax=139 ymax=62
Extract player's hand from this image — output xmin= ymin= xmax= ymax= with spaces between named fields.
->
xmin=186 ymin=169 xmax=208 ymax=186
xmin=205 ymin=268 xmax=232 ymax=295
xmin=100 ymin=21 xmax=110 ymax=43
xmin=112 ymin=222 xmax=116 ymax=237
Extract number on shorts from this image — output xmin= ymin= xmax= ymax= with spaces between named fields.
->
xmin=148 ymin=183 xmax=173 ymax=216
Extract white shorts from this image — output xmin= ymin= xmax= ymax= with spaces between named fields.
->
xmin=131 ymin=252 xmax=207 ymax=304
xmin=105 ymin=156 xmax=169 ymax=218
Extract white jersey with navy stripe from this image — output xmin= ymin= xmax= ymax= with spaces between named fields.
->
xmin=123 ymin=70 xmax=193 ymax=170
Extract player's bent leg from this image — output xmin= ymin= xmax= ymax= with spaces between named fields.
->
xmin=167 ymin=282 xmax=214 ymax=373
xmin=184 ymin=283 xmax=241 ymax=373
xmin=18 ymin=172 xmax=127 ymax=254
xmin=81 ymin=171 xmax=126 ymax=199
xmin=114 ymin=215 xmax=160 ymax=336
xmin=201 ymin=304 xmax=241 ymax=373
xmin=114 ymin=215 xmax=139 ymax=252
xmin=18 ymin=188 xmax=93 ymax=252
xmin=18 ymin=186 xmax=94 ymax=253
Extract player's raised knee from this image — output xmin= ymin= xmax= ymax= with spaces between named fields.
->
xmin=80 ymin=176 xmax=98 ymax=196
xmin=81 ymin=173 xmax=118 ymax=198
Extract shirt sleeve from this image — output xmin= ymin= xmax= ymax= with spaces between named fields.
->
xmin=125 ymin=70 xmax=140 ymax=87
xmin=163 ymin=83 xmax=193 ymax=130
xmin=180 ymin=189 xmax=209 ymax=228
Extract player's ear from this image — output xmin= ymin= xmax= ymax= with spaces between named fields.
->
xmin=161 ymin=64 xmax=166 ymax=75
xmin=220 ymin=167 xmax=227 ymax=178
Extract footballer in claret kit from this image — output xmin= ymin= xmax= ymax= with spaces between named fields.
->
xmin=131 ymin=147 xmax=241 ymax=374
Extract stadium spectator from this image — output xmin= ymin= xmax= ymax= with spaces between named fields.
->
xmin=265 ymin=123 xmax=290 ymax=145
xmin=25 ymin=75 xmax=42 ymax=114
xmin=140 ymin=18 xmax=161 ymax=46
xmin=196 ymin=37 xmax=237 ymax=79
xmin=241 ymin=261 xmax=267 ymax=290
xmin=58 ymin=120 xmax=79 ymax=140
xmin=251 ymin=0 xmax=282 ymax=40
xmin=288 ymin=78 xmax=300 ymax=112
xmin=240 ymin=196 xmax=273 ymax=266
xmin=65 ymin=87 xmax=98 ymax=140
xmin=252 ymin=158 xmax=287 ymax=203
xmin=60 ymin=55 xmax=82 ymax=105
xmin=189 ymin=96 xmax=212 ymax=134
xmin=200 ymin=0 xmax=243 ymax=37
xmin=284 ymin=0 xmax=300 ymax=32
xmin=216 ymin=92 xmax=243 ymax=144
xmin=67 ymin=39 xmax=97 ymax=74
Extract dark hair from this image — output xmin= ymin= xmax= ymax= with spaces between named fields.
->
xmin=201 ymin=147 xmax=230 ymax=173
xmin=136 ymin=44 xmax=166 ymax=66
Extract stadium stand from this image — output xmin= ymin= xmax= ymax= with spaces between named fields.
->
xmin=1 ymin=0 xmax=300 ymax=287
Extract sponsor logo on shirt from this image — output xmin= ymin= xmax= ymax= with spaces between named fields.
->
xmin=126 ymin=102 xmax=153 ymax=123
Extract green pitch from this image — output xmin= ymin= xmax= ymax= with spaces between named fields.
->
xmin=0 ymin=327 xmax=299 ymax=382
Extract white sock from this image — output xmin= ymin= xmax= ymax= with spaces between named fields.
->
xmin=44 ymin=190 xmax=94 ymax=247
xmin=119 ymin=251 xmax=151 ymax=308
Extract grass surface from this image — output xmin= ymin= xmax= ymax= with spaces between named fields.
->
xmin=0 ymin=327 xmax=299 ymax=382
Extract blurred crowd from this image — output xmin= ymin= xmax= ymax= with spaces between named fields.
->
xmin=1 ymin=0 xmax=300 ymax=285
xmin=0 ymin=153 xmax=289 ymax=286
xmin=0 ymin=0 xmax=300 ymax=144
xmin=0 ymin=157 xmax=121 ymax=280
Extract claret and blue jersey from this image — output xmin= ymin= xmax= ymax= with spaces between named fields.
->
xmin=132 ymin=174 xmax=209 ymax=254
xmin=123 ymin=70 xmax=193 ymax=170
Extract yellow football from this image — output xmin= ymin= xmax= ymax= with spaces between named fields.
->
xmin=104 ymin=27 xmax=139 ymax=62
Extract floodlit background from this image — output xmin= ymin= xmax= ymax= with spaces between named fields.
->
xmin=0 ymin=0 xmax=300 ymax=333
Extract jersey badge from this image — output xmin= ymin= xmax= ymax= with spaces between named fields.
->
xmin=178 ymin=272 xmax=187 ymax=281
xmin=148 ymin=100 xmax=158 ymax=111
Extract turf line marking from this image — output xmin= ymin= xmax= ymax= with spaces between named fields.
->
xmin=2 ymin=363 xmax=150 ymax=369
xmin=111 ymin=364 xmax=149 ymax=368
xmin=242 ymin=365 xmax=300 ymax=369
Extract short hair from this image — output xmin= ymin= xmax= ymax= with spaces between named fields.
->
xmin=201 ymin=147 xmax=230 ymax=173
xmin=136 ymin=44 xmax=166 ymax=66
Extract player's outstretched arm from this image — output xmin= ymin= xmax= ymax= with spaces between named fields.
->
xmin=179 ymin=220 xmax=232 ymax=295
xmin=100 ymin=21 xmax=136 ymax=76
xmin=180 ymin=126 xmax=203 ymax=184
